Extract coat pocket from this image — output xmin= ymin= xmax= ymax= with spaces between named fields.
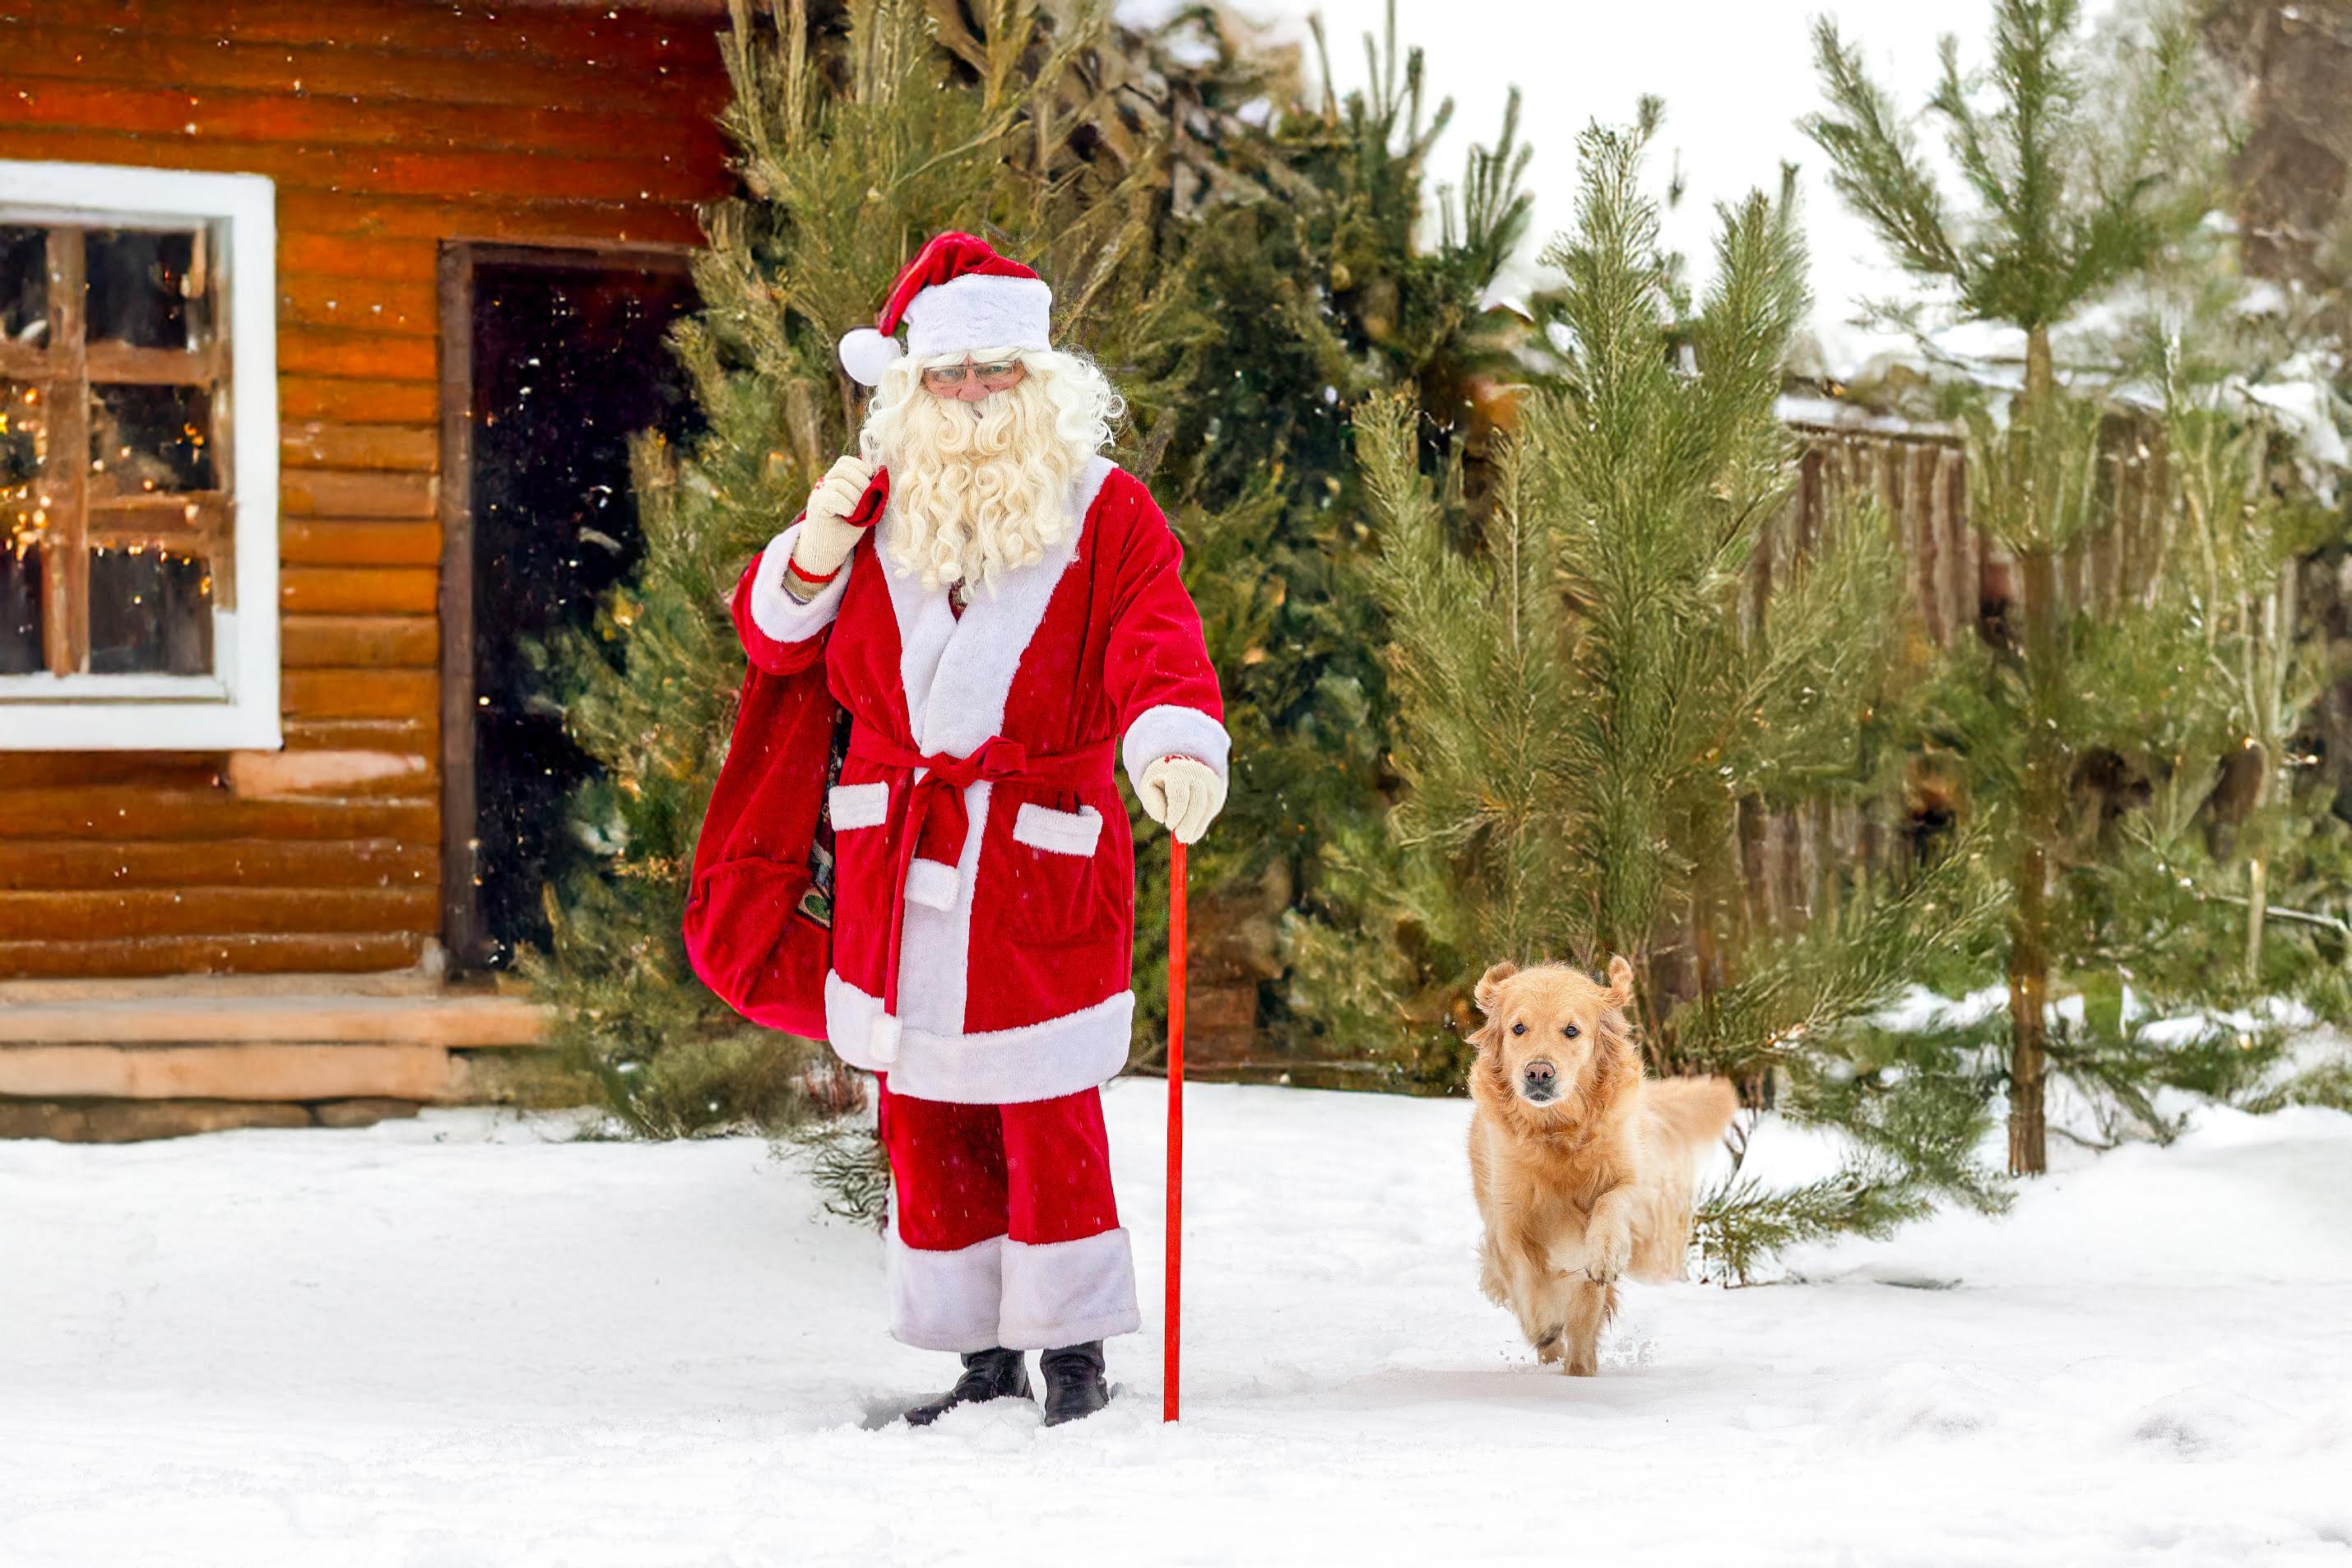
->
xmin=827 ymin=782 xmax=890 ymax=831
xmin=1011 ymin=802 xmax=1104 ymax=857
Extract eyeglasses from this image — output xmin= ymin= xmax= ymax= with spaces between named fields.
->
xmin=921 ymin=360 xmax=1026 ymax=392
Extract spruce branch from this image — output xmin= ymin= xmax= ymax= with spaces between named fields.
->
xmin=1691 ymin=1163 xmax=1932 ymax=1286
xmin=1677 ymin=830 xmax=2005 ymax=1077
xmin=782 ymin=1117 xmax=892 ymax=1227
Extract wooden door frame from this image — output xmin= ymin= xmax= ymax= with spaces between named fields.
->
xmin=435 ymin=237 xmax=696 ymax=970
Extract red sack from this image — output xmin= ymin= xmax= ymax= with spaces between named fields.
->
xmin=681 ymin=562 xmax=842 ymax=1037
xmin=683 ymin=474 xmax=885 ymax=1037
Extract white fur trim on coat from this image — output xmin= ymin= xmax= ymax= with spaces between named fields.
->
xmin=881 ymin=457 xmax=1116 ymax=757
xmin=748 ymin=522 xmax=851 ymax=644
xmin=904 ymin=856 xmax=959 ymax=912
xmin=1120 ymin=703 xmax=1231 ymax=796
xmin=887 ymin=1230 xmax=1005 ymax=1353
xmin=826 ymin=782 xmax=889 ymax=832
xmin=864 ymin=457 xmax=1117 ymax=1051
xmin=902 ymin=272 xmax=1053 ymax=364
xmin=827 ymin=972 xmax=1134 ymax=1105
xmin=867 ymin=1011 xmax=901 ymax=1067
xmin=1012 ymin=803 xmax=1104 ymax=857
xmin=999 ymin=1228 xmax=1143 ymax=1350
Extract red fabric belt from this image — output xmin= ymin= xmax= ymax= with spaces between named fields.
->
xmin=847 ymin=728 xmax=1116 ymax=1026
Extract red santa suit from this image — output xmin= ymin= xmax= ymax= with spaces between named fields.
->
xmin=737 ymin=453 xmax=1227 ymax=1352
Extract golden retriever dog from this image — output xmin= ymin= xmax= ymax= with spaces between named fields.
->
xmin=1468 ymin=957 xmax=1737 ymax=1375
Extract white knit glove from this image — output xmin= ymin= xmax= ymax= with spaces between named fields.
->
xmin=1138 ymin=755 xmax=1226 ymax=844
xmin=788 ymin=453 xmax=879 ymax=585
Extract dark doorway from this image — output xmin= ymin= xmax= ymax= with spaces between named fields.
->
xmin=438 ymin=243 xmax=701 ymax=969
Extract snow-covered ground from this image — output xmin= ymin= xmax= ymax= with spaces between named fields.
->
xmin=4 ymin=1082 xmax=2349 ymax=1566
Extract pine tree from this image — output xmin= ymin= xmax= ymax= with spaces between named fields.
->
xmin=528 ymin=0 xmax=1239 ymax=1136
xmin=1806 ymin=0 xmax=2215 ymax=1172
xmin=2139 ymin=272 xmax=2344 ymax=992
xmin=2093 ymin=383 xmax=2333 ymax=992
xmin=1338 ymin=110 xmax=2007 ymax=1276
xmin=1884 ymin=328 xmax=2349 ymax=1156
xmin=1126 ymin=2 xmax=1538 ymax=1070
xmin=2036 ymin=238 xmax=2352 ymax=1123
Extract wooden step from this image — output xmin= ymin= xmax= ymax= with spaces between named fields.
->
xmin=0 ymin=966 xmax=465 ymax=1004
xmin=0 ymin=990 xmax=548 ymax=1047
xmin=0 ymin=1042 xmax=459 ymax=1102
xmin=0 ymin=1099 xmax=318 ymax=1142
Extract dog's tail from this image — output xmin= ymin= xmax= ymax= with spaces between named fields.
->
xmin=1645 ymin=1074 xmax=1739 ymax=1157
xmin=1626 ymin=1075 xmax=1740 ymax=1282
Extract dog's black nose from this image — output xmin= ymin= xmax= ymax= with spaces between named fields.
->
xmin=1522 ymin=1060 xmax=1557 ymax=1095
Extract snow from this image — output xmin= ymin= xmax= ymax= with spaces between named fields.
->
xmin=4 ymin=1082 xmax=2350 ymax=1566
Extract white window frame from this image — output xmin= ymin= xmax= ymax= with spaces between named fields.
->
xmin=0 ymin=160 xmax=280 ymax=751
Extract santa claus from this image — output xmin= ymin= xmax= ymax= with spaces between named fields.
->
xmin=736 ymin=233 xmax=1227 ymax=1427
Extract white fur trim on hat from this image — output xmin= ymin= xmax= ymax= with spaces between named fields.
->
xmin=902 ymin=272 xmax=1053 ymax=364
xmin=839 ymin=326 xmax=906 ymax=387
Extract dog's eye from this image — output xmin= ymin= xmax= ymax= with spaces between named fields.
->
xmin=1510 ymin=1022 xmax=1526 ymax=1036
xmin=1562 ymin=1024 xmax=1580 ymax=1039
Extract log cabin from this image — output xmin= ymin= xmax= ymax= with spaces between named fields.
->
xmin=0 ymin=1 xmax=2164 ymax=1130
xmin=0 ymin=0 xmax=735 ymax=1138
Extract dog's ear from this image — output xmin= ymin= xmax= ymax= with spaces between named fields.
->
xmin=1603 ymin=954 xmax=1636 ymax=1009
xmin=1473 ymin=961 xmax=1519 ymax=1015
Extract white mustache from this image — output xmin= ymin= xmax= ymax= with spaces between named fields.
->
xmin=859 ymin=355 xmax=1118 ymax=595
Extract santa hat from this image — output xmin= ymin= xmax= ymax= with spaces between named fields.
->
xmin=837 ymin=232 xmax=1054 ymax=387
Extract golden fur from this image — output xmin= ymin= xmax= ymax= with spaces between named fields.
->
xmin=1466 ymin=957 xmax=1738 ymax=1375
xmin=858 ymin=346 xmax=1123 ymax=595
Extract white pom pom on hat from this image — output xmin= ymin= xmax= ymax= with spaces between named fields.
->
xmin=837 ymin=326 xmax=905 ymax=388
xmin=836 ymin=230 xmax=1053 ymax=388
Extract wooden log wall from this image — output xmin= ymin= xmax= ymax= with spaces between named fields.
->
xmin=0 ymin=0 xmax=734 ymax=977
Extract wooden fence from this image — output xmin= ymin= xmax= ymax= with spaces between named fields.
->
xmin=1166 ymin=409 xmax=2210 ymax=1077
xmin=1733 ymin=416 xmax=2177 ymax=942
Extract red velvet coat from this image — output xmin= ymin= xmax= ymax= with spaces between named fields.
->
xmin=736 ymin=457 xmax=1227 ymax=1105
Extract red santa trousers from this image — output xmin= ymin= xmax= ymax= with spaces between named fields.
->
xmin=877 ymin=1076 xmax=1140 ymax=1352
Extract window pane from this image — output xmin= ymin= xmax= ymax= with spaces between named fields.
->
xmin=0 ymin=540 xmax=40 ymax=675
xmin=86 ymin=545 xmax=211 ymax=675
xmin=90 ymin=383 xmax=214 ymax=496
xmin=86 ymin=229 xmax=203 ymax=350
xmin=3 ymin=382 xmax=52 ymax=674
xmin=2 ymin=378 xmax=45 ymax=515
xmin=1 ymin=227 xmax=46 ymax=347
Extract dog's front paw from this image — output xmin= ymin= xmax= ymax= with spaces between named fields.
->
xmin=1584 ymin=1232 xmax=1630 ymax=1284
xmin=1478 ymin=1246 xmax=1509 ymax=1307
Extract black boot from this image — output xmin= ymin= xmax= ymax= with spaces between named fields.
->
xmin=1038 ymin=1341 xmax=1110 ymax=1427
xmin=904 ymin=1347 xmax=1032 ymax=1427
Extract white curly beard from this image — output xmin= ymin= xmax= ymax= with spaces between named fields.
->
xmin=857 ymin=352 xmax=1117 ymax=596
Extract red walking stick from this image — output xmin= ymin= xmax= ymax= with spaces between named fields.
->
xmin=1164 ymin=837 xmax=1187 ymax=1423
